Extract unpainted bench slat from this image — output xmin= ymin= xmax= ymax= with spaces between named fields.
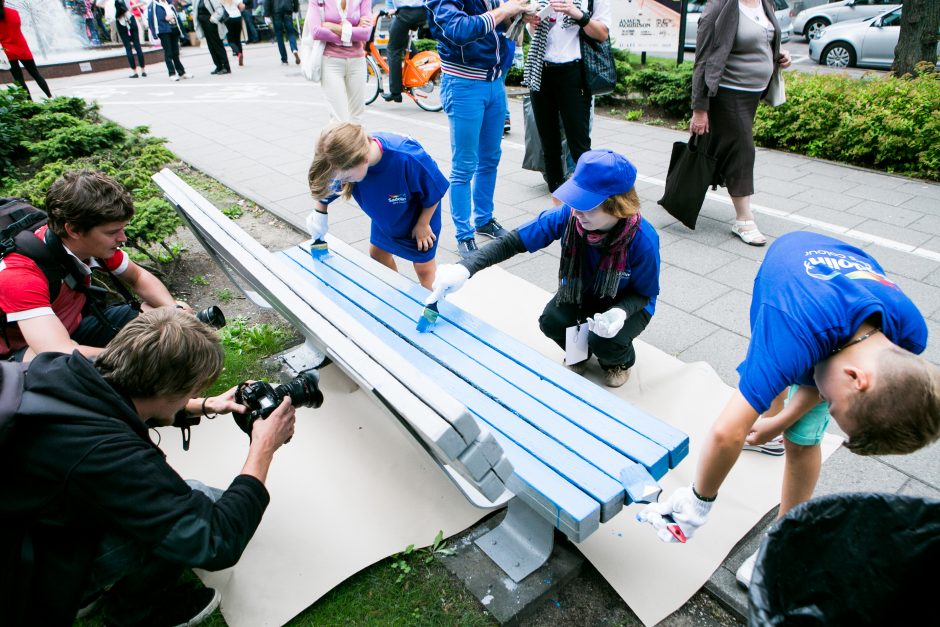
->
xmin=283 ymin=250 xmax=623 ymax=522
xmin=285 ymin=245 xmax=671 ymax=481
xmin=319 ymin=236 xmax=688 ymax=467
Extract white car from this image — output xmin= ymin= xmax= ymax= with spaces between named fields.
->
xmin=809 ymin=7 xmax=940 ymax=69
xmin=685 ymin=0 xmax=793 ymax=50
xmin=793 ymin=0 xmax=900 ymax=40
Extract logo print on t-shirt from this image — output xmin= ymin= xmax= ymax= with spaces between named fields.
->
xmin=803 ymin=249 xmax=897 ymax=289
xmin=387 ymin=194 xmax=407 ymax=205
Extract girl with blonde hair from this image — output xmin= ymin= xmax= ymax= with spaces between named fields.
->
xmin=306 ymin=123 xmax=449 ymax=289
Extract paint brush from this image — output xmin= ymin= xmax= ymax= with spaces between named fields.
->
xmin=310 ymin=239 xmax=329 ymax=257
xmin=416 ymin=300 xmax=440 ymax=333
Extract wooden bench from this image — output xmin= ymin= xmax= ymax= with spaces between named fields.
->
xmin=154 ymin=168 xmax=689 ymax=581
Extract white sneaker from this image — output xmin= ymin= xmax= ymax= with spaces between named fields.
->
xmin=736 ymin=549 xmax=759 ymax=589
xmin=181 ymin=73 xmax=194 ymax=79
xmin=172 ymin=74 xmax=181 ymax=81
xmin=743 ymin=434 xmax=785 ymax=456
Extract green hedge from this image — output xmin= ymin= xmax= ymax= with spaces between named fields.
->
xmin=0 ymin=87 xmax=182 ymax=262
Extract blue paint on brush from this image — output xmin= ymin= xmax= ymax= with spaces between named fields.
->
xmin=310 ymin=239 xmax=329 ymax=258
xmin=416 ymin=301 xmax=439 ymax=333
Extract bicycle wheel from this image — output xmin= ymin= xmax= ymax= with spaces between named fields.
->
xmin=410 ymin=70 xmax=443 ymax=112
xmin=365 ymin=56 xmax=381 ymax=106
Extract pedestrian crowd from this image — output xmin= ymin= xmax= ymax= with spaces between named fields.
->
xmin=1 ymin=0 xmax=938 ymax=625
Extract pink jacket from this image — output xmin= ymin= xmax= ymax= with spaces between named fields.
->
xmin=306 ymin=0 xmax=372 ymax=58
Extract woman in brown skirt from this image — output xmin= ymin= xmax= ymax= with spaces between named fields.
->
xmin=689 ymin=0 xmax=791 ymax=246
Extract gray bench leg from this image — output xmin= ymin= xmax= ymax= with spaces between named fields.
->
xmin=277 ymin=340 xmax=326 ymax=379
xmin=475 ymin=498 xmax=554 ymax=582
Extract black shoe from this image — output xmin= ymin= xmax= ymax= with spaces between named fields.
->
xmin=220 ymin=67 xmax=231 ymax=74
xmin=141 ymin=71 xmax=147 ymax=77
xmin=105 ymin=584 xmax=221 ymax=627
xmin=210 ymin=68 xmax=222 ymax=75
xmin=129 ymin=72 xmax=139 ymax=78
xmin=456 ymin=238 xmax=478 ymax=258
xmin=503 ymin=120 xmax=511 ymax=135
xmin=475 ymin=219 xmax=508 ymax=240
xmin=382 ymin=92 xmax=403 ymax=102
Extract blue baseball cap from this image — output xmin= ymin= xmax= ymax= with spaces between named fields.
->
xmin=553 ymin=150 xmax=638 ymax=211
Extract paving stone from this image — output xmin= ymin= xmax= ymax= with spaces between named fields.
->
xmin=694 ymin=290 xmax=753 ymax=338
xmin=898 ymin=478 xmax=940 ymax=499
xmin=890 ymin=275 xmax=940 ymax=319
xmin=642 ymin=302 xmax=721 ymax=356
xmin=877 ymin=441 xmax=940 ymax=490
xmin=814 ymin=447 xmax=907 ymax=497
xmin=850 ymin=219 xmax=934 ymax=249
xmin=846 ymin=200 xmax=922 ymax=226
xmin=901 ymin=194 xmax=940 ymax=215
xmin=504 ymin=254 xmax=564 ymax=294
xmin=750 ymin=191 xmax=809 ymax=214
xmin=896 ymin=181 xmax=940 ymax=201
xmin=677 ymin=328 xmax=749 ymax=387
xmin=791 ymin=189 xmax=862 ymax=212
xmin=758 ymin=176 xmax=810 ymax=198
xmin=791 ymin=203 xmax=865 ymax=227
xmin=919 ymin=319 xmax=940 ymax=367
xmin=909 ymin=214 xmax=940 ymax=238
xmin=661 ymin=238 xmax=739 ymax=274
xmin=707 ymin=257 xmax=762 ymax=295
xmin=843 ymin=185 xmax=915 ymax=207
xmin=865 ymin=245 xmax=940 ymax=282
xmin=658 ymin=265 xmax=732 ymax=312
xmin=662 ymin=216 xmax=729 ymax=248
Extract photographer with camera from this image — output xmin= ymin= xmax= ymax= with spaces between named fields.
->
xmin=0 ymin=308 xmax=297 ymax=625
xmin=0 ymin=170 xmax=193 ymax=363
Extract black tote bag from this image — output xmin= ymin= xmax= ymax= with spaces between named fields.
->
xmin=657 ymin=134 xmax=717 ymax=230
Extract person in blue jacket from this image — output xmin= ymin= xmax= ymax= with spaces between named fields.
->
xmin=638 ymin=231 xmax=940 ymax=588
xmin=306 ymin=123 xmax=450 ymax=289
xmin=425 ymin=0 xmax=533 ymax=258
xmin=427 ymin=150 xmax=660 ymax=388
xmin=147 ymin=0 xmax=191 ymax=80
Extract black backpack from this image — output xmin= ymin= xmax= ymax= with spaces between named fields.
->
xmin=0 ymin=361 xmax=26 ymax=449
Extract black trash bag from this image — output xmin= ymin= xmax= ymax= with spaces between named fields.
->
xmin=748 ymin=493 xmax=940 ymax=626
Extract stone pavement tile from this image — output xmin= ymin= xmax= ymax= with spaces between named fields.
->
xmin=654 ymin=228 xmax=682 ymax=250
xmin=878 ymin=441 xmax=940 ymax=489
xmin=328 ymin=214 xmax=372 ymax=245
xmin=663 ymin=216 xmax=730 ymax=247
xmin=491 ymin=201 xmax=530 ymax=224
xmin=662 ymin=238 xmax=739 ymax=274
xmin=909 ymin=214 xmax=940 ymax=238
xmin=744 ymin=213 xmax=795 ymax=238
xmin=239 ymin=172 xmax=308 ymax=203
xmin=643 ymin=207 xmax=680 ymax=231
xmin=846 ymin=199 xmax=922 ymax=226
xmin=896 ymin=181 xmax=940 ymax=201
xmin=755 ymin=162 xmax=808 ymax=182
xmin=707 ymin=257 xmax=762 ymax=295
xmin=901 ymin=194 xmax=940 ymax=216
xmin=750 ymin=191 xmax=809 ymax=214
xmin=919 ymin=319 xmax=940 ymax=366
xmin=841 ymin=168 xmax=911 ymax=189
xmin=898 ymin=478 xmax=940 ymax=499
xmin=843 ymin=184 xmax=915 ymax=207
xmin=851 ymin=219 xmax=934 ymax=249
xmin=756 ymin=176 xmax=806 ymax=198
xmin=502 ymin=253 xmax=562 ymax=294
xmin=693 ymin=289 xmax=753 ymax=338
xmin=814 ymin=448 xmax=907 ymax=496
xmin=792 ymin=159 xmax=857 ymax=178
xmin=791 ymin=189 xmax=862 ymax=212
xmin=276 ymin=193 xmax=316 ymax=219
xmin=502 ymin=168 xmax=550 ymax=189
xmin=866 ymin=245 xmax=939 ymax=282
xmin=716 ymin=238 xmax=772 ymax=262
xmin=698 ymin=197 xmax=735 ymax=223
xmin=791 ymin=204 xmax=865 ymax=228
xmin=676 ymin=328 xmax=747 ymax=387
xmin=495 ymin=179 xmax=551 ymax=204
xmin=642 ymin=303 xmax=721 ymax=357
xmin=658 ymin=265 xmax=732 ymax=312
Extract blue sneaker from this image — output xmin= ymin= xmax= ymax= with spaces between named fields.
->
xmin=475 ymin=219 xmax=508 ymax=240
xmin=456 ymin=238 xmax=478 ymax=258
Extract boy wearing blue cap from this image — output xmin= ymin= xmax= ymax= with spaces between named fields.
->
xmin=427 ymin=150 xmax=660 ymax=387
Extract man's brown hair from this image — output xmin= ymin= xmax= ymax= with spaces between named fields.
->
xmin=96 ymin=308 xmax=224 ymax=399
xmin=44 ymin=170 xmax=135 ymax=237
xmin=844 ymin=346 xmax=940 ymax=456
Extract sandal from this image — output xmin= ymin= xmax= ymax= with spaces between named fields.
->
xmin=731 ymin=220 xmax=767 ymax=246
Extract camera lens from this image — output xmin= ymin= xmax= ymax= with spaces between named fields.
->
xmin=196 ymin=305 xmax=226 ymax=329
xmin=276 ymin=370 xmax=323 ymax=409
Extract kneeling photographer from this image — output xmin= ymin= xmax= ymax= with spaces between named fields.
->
xmin=0 ymin=308 xmax=299 ymax=626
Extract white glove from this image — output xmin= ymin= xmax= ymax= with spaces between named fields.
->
xmin=305 ymin=210 xmax=329 ymax=241
xmin=636 ymin=485 xmax=713 ymax=543
xmin=425 ymin=264 xmax=470 ymax=305
xmin=587 ymin=307 xmax=626 ymax=339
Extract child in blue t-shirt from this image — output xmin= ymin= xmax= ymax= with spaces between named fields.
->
xmin=640 ymin=232 xmax=940 ymax=587
xmin=426 ymin=150 xmax=661 ymax=389
xmin=306 ymin=123 xmax=450 ymax=289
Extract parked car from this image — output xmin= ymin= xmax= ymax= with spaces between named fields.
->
xmin=808 ymin=6 xmax=940 ymax=69
xmin=792 ymin=0 xmax=899 ymax=40
xmin=684 ymin=0 xmax=792 ymax=50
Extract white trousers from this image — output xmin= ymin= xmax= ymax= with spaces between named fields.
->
xmin=321 ymin=55 xmax=366 ymax=123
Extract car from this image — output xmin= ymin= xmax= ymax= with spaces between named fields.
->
xmin=792 ymin=0 xmax=899 ymax=41
xmin=684 ymin=0 xmax=792 ymax=50
xmin=808 ymin=7 xmax=940 ymax=69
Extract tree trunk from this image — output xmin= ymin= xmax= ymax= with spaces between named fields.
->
xmin=893 ymin=0 xmax=940 ymax=77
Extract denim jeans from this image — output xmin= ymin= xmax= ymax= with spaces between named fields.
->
xmin=272 ymin=12 xmax=297 ymax=63
xmin=440 ymin=74 xmax=506 ymax=242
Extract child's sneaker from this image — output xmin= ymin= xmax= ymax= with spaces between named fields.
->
xmin=736 ymin=549 xmax=759 ymax=589
xmin=743 ymin=435 xmax=785 ymax=456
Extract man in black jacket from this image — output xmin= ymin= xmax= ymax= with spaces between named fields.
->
xmin=263 ymin=0 xmax=301 ymax=65
xmin=0 ymin=308 xmax=296 ymax=626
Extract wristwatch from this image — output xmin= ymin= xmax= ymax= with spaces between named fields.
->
xmin=576 ymin=10 xmax=592 ymax=27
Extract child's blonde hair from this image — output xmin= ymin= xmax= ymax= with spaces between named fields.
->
xmin=599 ymin=188 xmax=641 ymax=218
xmin=307 ymin=123 xmax=371 ymax=201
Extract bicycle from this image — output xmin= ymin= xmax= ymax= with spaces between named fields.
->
xmin=364 ymin=10 xmax=443 ymax=112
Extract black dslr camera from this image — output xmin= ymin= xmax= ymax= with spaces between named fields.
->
xmin=233 ymin=370 xmax=324 ymax=435
xmin=195 ymin=305 xmax=226 ymax=329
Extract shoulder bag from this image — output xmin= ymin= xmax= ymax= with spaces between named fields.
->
xmin=762 ymin=71 xmax=786 ymax=106
xmin=657 ymin=133 xmax=718 ymax=230
xmin=578 ymin=0 xmax=616 ymax=96
xmin=300 ymin=0 xmax=327 ymax=83
xmin=0 ymin=47 xmax=10 ymax=72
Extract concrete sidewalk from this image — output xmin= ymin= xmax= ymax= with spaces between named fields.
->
xmin=45 ymin=41 xmax=940 ymax=621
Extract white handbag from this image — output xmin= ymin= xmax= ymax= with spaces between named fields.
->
xmin=763 ymin=71 xmax=786 ymax=107
xmin=0 ymin=47 xmax=11 ymax=72
xmin=300 ymin=1 xmax=327 ymax=84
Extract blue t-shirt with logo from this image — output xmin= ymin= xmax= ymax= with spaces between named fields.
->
xmin=516 ymin=206 xmax=660 ymax=316
xmin=738 ymin=232 xmax=927 ymax=414
xmin=327 ymin=133 xmax=449 ymax=263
